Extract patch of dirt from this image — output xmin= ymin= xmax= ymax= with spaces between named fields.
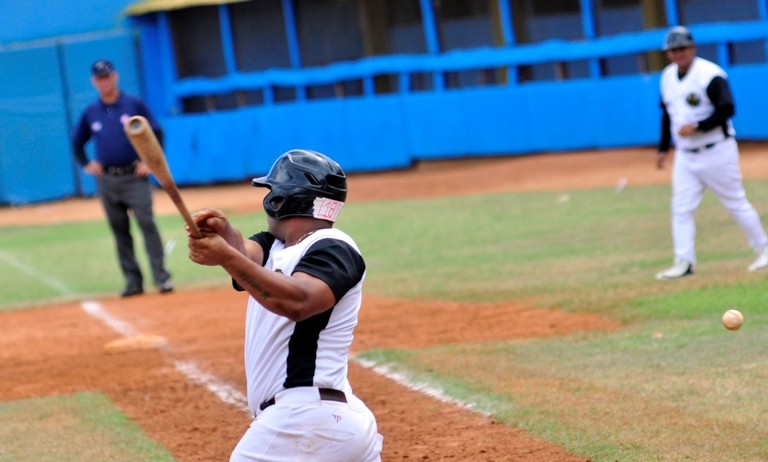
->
xmin=2 ymin=144 xmax=767 ymax=461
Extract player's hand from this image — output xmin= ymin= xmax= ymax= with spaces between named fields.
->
xmin=191 ymin=208 xmax=229 ymax=234
xmin=677 ymin=124 xmax=697 ymax=137
xmin=84 ymin=160 xmax=103 ymax=176
xmin=188 ymin=231 xmax=233 ymax=266
xmin=656 ymin=151 xmax=669 ymax=170
xmin=134 ymin=161 xmax=151 ymax=178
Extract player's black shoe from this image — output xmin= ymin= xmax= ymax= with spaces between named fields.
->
xmin=120 ymin=284 xmax=144 ymax=297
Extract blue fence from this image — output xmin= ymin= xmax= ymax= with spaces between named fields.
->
xmin=1 ymin=18 xmax=768 ymax=205
xmin=153 ymin=21 xmax=768 ymax=185
xmin=0 ymin=31 xmax=141 ymax=205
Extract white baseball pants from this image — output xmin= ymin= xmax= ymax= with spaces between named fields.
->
xmin=670 ymin=137 xmax=767 ymax=263
xmin=230 ymin=387 xmax=383 ymax=462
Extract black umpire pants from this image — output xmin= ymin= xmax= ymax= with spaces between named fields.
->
xmin=96 ymin=173 xmax=171 ymax=288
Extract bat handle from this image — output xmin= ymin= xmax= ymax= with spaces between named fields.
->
xmin=165 ymin=185 xmax=203 ymax=239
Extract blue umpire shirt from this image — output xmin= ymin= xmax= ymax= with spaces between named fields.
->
xmin=72 ymin=93 xmax=162 ymax=168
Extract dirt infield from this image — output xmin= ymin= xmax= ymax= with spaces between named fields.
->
xmin=2 ymin=144 xmax=768 ymax=461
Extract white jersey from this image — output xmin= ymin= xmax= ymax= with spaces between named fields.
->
xmin=660 ymin=56 xmax=734 ymax=151
xmin=243 ymin=228 xmax=364 ymax=415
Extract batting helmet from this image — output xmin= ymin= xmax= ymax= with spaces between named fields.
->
xmin=663 ymin=26 xmax=695 ymax=51
xmin=252 ymin=149 xmax=347 ymax=221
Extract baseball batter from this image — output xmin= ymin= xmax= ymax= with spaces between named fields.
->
xmin=188 ymin=150 xmax=382 ymax=461
xmin=655 ymin=26 xmax=768 ymax=280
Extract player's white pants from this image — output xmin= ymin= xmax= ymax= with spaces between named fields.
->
xmin=670 ymin=137 xmax=767 ymax=263
xmin=231 ymin=387 xmax=383 ymax=462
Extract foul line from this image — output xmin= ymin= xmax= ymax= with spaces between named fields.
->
xmin=174 ymin=361 xmax=249 ymax=413
xmin=353 ymin=357 xmax=490 ymax=417
xmin=0 ymin=247 xmax=73 ymax=295
xmin=81 ymin=301 xmax=136 ymax=338
xmin=80 ymin=300 xmax=250 ymax=415
xmin=80 ymin=300 xmax=488 ymax=419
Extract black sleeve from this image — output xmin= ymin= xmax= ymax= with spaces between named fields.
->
xmin=72 ymin=142 xmax=89 ymax=167
xmin=697 ymin=76 xmax=734 ymax=133
xmin=232 ymin=232 xmax=276 ymax=292
xmin=659 ymin=101 xmax=671 ymax=153
xmin=71 ymin=113 xmax=92 ymax=167
xmin=293 ymin=239 xmax=366 ymax=303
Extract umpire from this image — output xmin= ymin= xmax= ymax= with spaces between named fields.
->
xmin=72 ymin=59 xmax=173 ymax=297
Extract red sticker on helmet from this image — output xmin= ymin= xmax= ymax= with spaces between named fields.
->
xmin=313 ymin=197 xmax=344 ymax=222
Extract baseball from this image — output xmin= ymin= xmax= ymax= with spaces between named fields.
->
xmin=721 ymin=309 xmax=744 ymax=331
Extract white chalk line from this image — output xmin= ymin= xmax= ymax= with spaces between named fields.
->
xmin=80 ymin=300 xmax=486 ymax=419
xmin=80 ymin=300 xmax=250 ymax=415
xmin=173 ymin=360 xmax=249 ymax=413
xmin=81 ymin=301 xmax=136 ymax=338
xmin=0 ymin=247 xmax=74 ymax=295
xmin=353 ymin=357 xmax=491 ymax=417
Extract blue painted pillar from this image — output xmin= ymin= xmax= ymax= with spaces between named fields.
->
xmin=579 ymin=0 xmax=601 ymax=78
xmin=218 ymin=4 xmax=237 ymax=74
xmin=664 ymin=0 xmax=679 ymax=25
xmin=157 ymin=12 xmax=180 ymax=115
xmin=419 ymin=0 xmax=444 ymax=89
xmin=281 ymin=0 xmax=306 ymax=101
xmin=497 ymin=0 xmax=518 ymax=84
xmin=757 ymin=0 xmax=768 ymax=60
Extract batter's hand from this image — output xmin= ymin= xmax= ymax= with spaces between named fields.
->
xmin=188 ymin=231 xmax=234 ymax=266
xmin=191 ymin=208 xmax=229 ymax=234
xmin=656 ymin=151 xmax=669 ymax=170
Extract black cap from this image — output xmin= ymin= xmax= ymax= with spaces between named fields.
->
xmin=91 ymin=59 xmax=115 ymax=76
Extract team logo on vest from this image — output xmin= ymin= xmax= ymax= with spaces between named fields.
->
xmin=91 ymin=121 xmax=102 ymax=132
xmin=686 ymin=93 xmax=701 ymax=106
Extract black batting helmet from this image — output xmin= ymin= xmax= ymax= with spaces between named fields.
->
xmin=663 ymin=26 xmax=695 ymax=51
xmin=252 ymin=149 xmax=347 ymax=221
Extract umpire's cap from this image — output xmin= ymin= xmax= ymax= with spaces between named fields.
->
xmin=91 ymin=59 xmax=115 ymax=76
xmin=663 ymin=26 xmax=695 ymax=51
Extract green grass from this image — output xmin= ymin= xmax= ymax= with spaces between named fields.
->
xmin=4 ymin=179 xmax=768 ymax=460
xmin=0 ymin=392 xmax=174 ymax=462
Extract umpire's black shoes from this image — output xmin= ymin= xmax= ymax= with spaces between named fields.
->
xmin=120 ymin=284 xmax=144 ymax=297
xmin=158 ymin=280 xmax=174 ymax=294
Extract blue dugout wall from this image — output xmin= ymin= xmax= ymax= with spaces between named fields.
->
xmin=144 ymin=19 xmax=768 ymax=186
xmin=1 ymin=0 xmax=768 ymax=205
xmin=0 ymin=31 xmax=142 ymax=205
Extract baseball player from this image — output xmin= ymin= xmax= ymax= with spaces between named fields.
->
xmin=187 ymin=150 xmax=383 ymax=461
xmin=655 ymin=26 xmax=768 ymax=280
xmin=72 ymin=59 xmax=173 ymax=296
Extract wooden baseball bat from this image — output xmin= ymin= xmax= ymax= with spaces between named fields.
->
xmin=123 ymin=115 xmax=202 ymax=239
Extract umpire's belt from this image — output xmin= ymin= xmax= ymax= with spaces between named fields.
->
xmin=259 ymin=387 xmax=347 ymax=411
xmin=104 ymin=164 xmax=137 ymax=175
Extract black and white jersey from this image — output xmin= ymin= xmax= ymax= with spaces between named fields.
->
xmin=660 ymin=56 xmax=735 ymax=151
xmin=239 ymin=228 xmax=366 ymax=415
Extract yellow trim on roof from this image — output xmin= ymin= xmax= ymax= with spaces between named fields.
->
xmin=125 ymin=0 xmax=250 ymax=16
